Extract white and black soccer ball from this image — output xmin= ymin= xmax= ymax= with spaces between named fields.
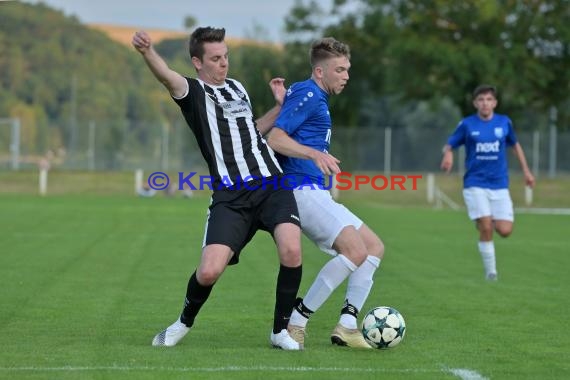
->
xmin=361 ymin=306 xmax=406 ymax=349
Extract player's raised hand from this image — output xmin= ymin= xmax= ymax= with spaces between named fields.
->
xmin=132 ymin=30 xmax=152 ymax=54
xmin=269 ymin=78 xmax=286 ymax=106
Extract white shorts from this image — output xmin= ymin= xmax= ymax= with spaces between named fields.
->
xmin=462 ymin=187 xmax=514 ymax=222
xmin=293 ymin=187 xmax=363 ymax=256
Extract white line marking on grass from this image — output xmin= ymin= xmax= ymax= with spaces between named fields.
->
xmin=447 ymin=368 xmax=489 ymax=380
xmin=0 ymin=366 xmax=440 ymax=374
xmin=515 ymin=207 xmax=570 ymax=215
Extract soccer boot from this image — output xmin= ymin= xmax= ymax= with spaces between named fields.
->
xmin=152 ymin=318 xmax=190 ymax=347
xmin=331 ymin=324 xmax=372 ymax=349
xmin=287 ymin=324 xmax=306 ymax=349
xmin=270 ymin=329 xmax=302 ymax=350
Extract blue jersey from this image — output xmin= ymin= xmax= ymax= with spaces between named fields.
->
xmin=447 ymin=113 xmax=518 ymax=189
xmin=274 ymin=79 xmax=331 ymax=186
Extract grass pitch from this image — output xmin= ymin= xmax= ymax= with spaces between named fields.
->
xmin=0 ymin=194 xmax=568 ymax=379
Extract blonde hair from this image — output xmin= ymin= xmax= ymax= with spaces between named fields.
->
xmin=310 ymin=37 xmax=350 ymax=68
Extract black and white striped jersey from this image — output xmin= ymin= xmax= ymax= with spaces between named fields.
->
xmin=173 ymin=77 xmax=282 ymax=189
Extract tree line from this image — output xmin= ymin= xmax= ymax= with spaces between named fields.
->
xmin=0 ymin=1 xmax=568 ymax=159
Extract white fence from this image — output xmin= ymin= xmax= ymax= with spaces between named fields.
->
xmin=1 ymin=118 xmax=569 ymax=176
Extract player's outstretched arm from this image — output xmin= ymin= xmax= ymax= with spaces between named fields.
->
xmin=266 ymin=128 xmax=341 ymax=175
xmin=440 ymin=144 xmax=454 ymax=173
xmin=132 ymin=30 xmax=187 ymax=98
xmin=512 ymin=142 xmax=535 ymax=188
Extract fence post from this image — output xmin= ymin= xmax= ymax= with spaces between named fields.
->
xmin=525 ymin=186 xmax=533 ymax=206
xmin=38 ymin=158 xmax=50 ymax=196
xmin=135 ymin=169 xmax=143 ymax=195
xmin=426 ymin=173 xmax=435 ymax=204
xmin=384 ymin=127 xmax=391 ymax=176
xmin=532 ymin=130 xmax=539 ymax=177
xmin=548 ymin=106 xmax=557 ymax=179
xmin=11 ymin=118 xmax=20 ymax=170
xmin=88 ymin=121 xmax=96 ymax=171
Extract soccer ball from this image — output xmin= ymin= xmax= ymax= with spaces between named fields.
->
xmin=361 ymin=306 xmax=406 ymax=349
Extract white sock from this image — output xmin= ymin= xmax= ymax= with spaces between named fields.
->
xmin=289 ymin=308 xmax=309 ymax=327
xmin=339 ymin=313 xmax=359 ymax=329
xmin=478 ymin=241 xmax=496 ymax=276
xmin=340 ymin=255 xmax=381 ymax=329
xmin=298 ymin=255 xmax=356 ymax=318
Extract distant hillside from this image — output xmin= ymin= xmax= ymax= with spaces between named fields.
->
xmin=88 ymin=23 xmax=279 ymax=48
xmin=88 ymin=23 xmax=188 ymax=46
xmin=0 ymin=1 xmax=288 ymax=164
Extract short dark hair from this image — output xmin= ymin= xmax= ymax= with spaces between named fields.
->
xmin=310 ymin=37 xmax=350 ymax=68
xmin=189 ymin=27 xmax=226 ymax=60
xmin=473 ymin=84 xmax=497 ymax=99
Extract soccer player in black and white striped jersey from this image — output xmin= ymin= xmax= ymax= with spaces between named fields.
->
xmin=133 ymin=27 xmax=303 ymax=350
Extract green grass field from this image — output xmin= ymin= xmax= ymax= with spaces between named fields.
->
xmin=0 ymin=193 xmax=568 ymax=379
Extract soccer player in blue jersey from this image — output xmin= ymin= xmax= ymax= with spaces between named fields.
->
xmin=266 ymin=37 xmax=384 ymax=349
xmin=440 ymin=85 xmax=535 ymax=281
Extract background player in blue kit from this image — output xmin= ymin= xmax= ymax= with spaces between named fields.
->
xmin=267 ymin=37 xmax=384 ymax=349
xmin=441 ymin=84 xmax=535 ymax=281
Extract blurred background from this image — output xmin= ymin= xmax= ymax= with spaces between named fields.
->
xmin=1 ymin=0 xmax=569 ymax=206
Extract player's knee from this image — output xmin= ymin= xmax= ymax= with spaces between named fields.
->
xmin=478 ymin=223 xmax=494 ymax=236
xmin=344 ymin=249 xmax=367 ymax=266
xmin=197 ymin=267 xmax=223 ymax=285
xmin=368 ymin=236 xmax=384 ymax=259
xmin=358 ymin=226 xmax=384 ymax=259
xmin=278 ymin=244 xmax=302 ymax=267
xmin=496 ymin=226 xmax=513 ymax=238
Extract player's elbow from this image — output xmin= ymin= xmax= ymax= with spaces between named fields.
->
xmin=265 ymin=129 xmax=281 ymax=150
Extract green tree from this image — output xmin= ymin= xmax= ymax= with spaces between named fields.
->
xmin=283 ymin=0 xmax=570 ymax=129
xmin=229 ymin=43 xmax=287 ymax=117
xmin=184 ymin=15 xmax=197 ymax=32
xmin=0 ymin=2 xmax=167 ymax=157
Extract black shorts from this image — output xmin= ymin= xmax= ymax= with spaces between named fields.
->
xmin=203 ymin=177 xmax=300 ymax=265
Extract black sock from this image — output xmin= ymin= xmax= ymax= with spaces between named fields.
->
xmin=340 ymin=299 xmax=359 ymax=318
xmin=273 ymin=264 xmax=302 ymax=333
xmin=180 ymin=271 xmax=214 ymax=328
xmin=294 ymin=297 xmax=314 ymax=319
